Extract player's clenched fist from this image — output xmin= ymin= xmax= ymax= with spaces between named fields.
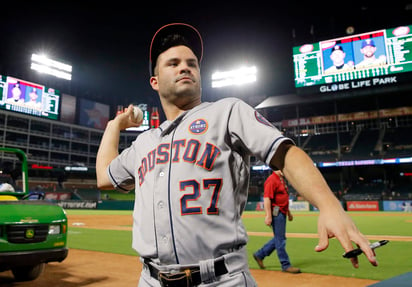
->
xmin=114 ymin=104 xmax=143 ymax=130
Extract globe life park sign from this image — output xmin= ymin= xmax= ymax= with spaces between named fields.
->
xmin=319 ymin=75 xmax=398 ymax=93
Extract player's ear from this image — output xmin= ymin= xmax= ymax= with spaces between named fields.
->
xmin=150 ymin=76 xmax=159 ymax=92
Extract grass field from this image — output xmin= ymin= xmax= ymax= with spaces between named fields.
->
xmin=66 ymin=210 xmax=412 ymax=281
xmin=245 ymin=211 xmax=412 ymax=280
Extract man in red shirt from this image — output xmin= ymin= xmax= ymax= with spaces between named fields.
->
xmin=253 ymin=170 xmax=301 ymax=273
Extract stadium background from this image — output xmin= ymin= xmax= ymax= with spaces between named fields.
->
xmin=0 ymin=1 xmax=412 ymax=286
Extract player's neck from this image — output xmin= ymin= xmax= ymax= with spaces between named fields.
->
xmin=334 ymin=60 xmax=345 ymax=67
xmin=364 ymin=55 xmax=376 ymax=61
xmin=161 ymin=97 xmax=202 ymax=121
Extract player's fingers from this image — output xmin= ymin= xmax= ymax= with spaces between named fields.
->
xmin=118 ymin=104 xmax=134 ymax=118
xmin=352 ymin=235 xmax=378 ymax=267
xmin=337 ymin=235 xmax=363 ymax=268
xmin=125 ymin=104 xmax=142 ymax=127
xmin=315 ymin=225 xmax=329 ymax=252
xmin=125 ymin=104 xmax=134 ymax=115
xmin=350 ymin=256 xmax=359 ymax=268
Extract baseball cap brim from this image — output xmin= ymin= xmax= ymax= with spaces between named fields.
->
xmin=149 ymin=23 xmax=203 ymax=76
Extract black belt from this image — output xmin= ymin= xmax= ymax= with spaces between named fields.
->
xmin=144 ymin=258 xmax=228 ymax=287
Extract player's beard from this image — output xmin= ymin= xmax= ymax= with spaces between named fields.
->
xmin=160 ymin=75 xmax=202 ymax=109
xmin=175 ymin=75 xmax=200 ymax=97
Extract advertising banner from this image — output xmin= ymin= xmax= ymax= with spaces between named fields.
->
xmin=45 ymin=192 xmax=71 ymax=201
xmin=346 ymin=201 xmax=380 ymax=211
xmin=289 ymin=200 xmax=310 ymax=211
xmin=383 ymin=200 xmax=412 ymax=212
xmin=57 ymin=200 xmax=97 ymax=209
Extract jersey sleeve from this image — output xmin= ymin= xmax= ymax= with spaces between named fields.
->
xmin=227 ymin=99 xmax=294 ymax=166
xmin=107 ymin=144 xmax=137 ymax=192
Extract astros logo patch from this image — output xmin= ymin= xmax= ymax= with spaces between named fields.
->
xmin=189 ymin=119 xmax=208 ymax=134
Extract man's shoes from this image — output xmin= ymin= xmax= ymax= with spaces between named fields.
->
xmin=282 ymin=266 xmax=301 ymax=274
xmin=253 ymin=254 xmax=265 ymax=269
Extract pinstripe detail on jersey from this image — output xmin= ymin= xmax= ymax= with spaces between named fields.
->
xmin=168 ymin=128 xmax=180 ymax=264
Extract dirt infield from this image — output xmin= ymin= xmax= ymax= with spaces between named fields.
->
xmin=0 ymin=249 xmax=379 ymax=287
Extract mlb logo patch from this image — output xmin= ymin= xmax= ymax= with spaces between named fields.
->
xmin=189 ymin=119 xmax=208 ymax=134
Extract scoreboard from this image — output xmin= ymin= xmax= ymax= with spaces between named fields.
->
xmin=293 ymin=25 xmax=412 ymax=94
xmin=0 ymin=75 xmax=60 ymax=120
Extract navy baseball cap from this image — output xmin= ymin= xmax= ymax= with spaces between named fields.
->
xmin=149 ymin=23 xmax=203 ymax=76
xmin=361 ymin=39 xmax=375 ymax=48
xmin=331 ymin=44 xmax=344 ymax=54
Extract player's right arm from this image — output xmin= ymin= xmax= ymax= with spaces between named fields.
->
xmin=270 ymin=142 xmax=377 ymax=268
xmin=96 ymin=105 xmax=138 ymax=190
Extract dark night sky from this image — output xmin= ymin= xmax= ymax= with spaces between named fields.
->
xmin=1 ymin=1 xmax=411 ymax=114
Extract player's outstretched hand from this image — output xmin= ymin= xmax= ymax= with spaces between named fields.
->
xmin=276 ymin=145 xmax=379 ymax=268
xmin=315 ymin=207 xmax=378 ymax=268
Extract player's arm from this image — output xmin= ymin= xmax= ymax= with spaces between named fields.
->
xmin=96 ymin=105 xmax=138 ymax=190
xmin=270 ymin=142 xmax=378 ymax=268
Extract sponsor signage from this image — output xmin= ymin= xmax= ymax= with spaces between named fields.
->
xmin=289 ymin=200 xmax=310 ymax=211
xmin=383 ymin=200 xmax=412 ymax=211
xmin=57 ymin=200 xmax=97 ymax=209
xmin=44 ymin=192 xmax=71 ymax=201
xmin=346 ymin=201 xmax=379 ymax=211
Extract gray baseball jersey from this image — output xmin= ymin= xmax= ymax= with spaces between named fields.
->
xmin=107 ymin=97 xmax=292 ymax=265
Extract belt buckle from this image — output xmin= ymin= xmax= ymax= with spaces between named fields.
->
xmin=158 ymin=269 xmax=193 ymax=287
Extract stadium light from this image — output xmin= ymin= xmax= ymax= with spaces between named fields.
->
xmin=31 ymin=53 xmax=72 ymax=81
xmin=211 ymin=66 xmax=257 ymax=88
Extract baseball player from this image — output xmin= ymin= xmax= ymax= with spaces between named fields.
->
xmin=356 ymin=39 xmax=387 ymax=69
xmin=96 ymin=23 xmax=378 ymax=287
xmin=324 ymin=44 xmax=354 ymax=74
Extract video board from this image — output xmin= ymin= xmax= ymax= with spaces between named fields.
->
xmin=293 ymin=25 xmax=412 ymax=94
xmin=0 ymin=75 xmax=60 ymax=120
